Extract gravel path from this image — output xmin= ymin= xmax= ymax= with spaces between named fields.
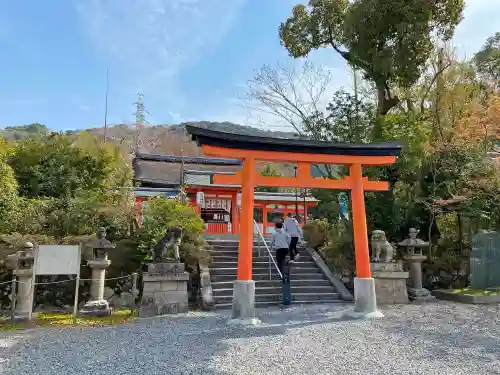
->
xmin=1 ymin=302 xmax=499 ymax=375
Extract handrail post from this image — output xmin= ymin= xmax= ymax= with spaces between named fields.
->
xmin=268 ymin=254 xmax=272 ymax=280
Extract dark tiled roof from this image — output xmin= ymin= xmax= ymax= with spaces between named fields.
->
xmin=135 ymin=153 xmax=242 ymax=165
xmin=186 ymin=125 xmax=402 ymax=156
xmin=133 ymin=159 xmax=241 ymax=186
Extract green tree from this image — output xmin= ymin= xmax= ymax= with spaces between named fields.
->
xmin=256 ymin=164 xmax=281 ymax=193
xmin=474 ymin=32 xmax=500 ymax=90
xmin=0 ymin=138 xmax=19 ymax=232
xmin=304 ymin=88 xmax=375 ymax=143
xmin=8 ymin=132 xmax=132 ymax=199
xmin=279 ymin=0 xmax=464 ymax=115
xmin=0 ymin=123 xmax=50 ymax=141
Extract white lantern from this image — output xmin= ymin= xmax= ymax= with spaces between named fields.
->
xmin=196 ymin=192 xmax=205 ymax=208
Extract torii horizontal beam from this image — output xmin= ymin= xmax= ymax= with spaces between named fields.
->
xmin=213 ymin=172 xmax=389 ymax=191
xmin=201 ymin=145 xmax=397 ymax=166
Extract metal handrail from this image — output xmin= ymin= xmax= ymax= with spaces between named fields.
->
xmin=253 ymin=220 xmax=282 ymax=280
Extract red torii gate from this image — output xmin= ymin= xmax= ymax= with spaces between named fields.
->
xmin=187 ymin=126 xmax=401 ymax=321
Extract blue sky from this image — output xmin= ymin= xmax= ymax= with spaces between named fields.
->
xmin=0 ymin=0 xmax=499 ymax=131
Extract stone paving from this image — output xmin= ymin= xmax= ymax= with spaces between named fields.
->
xmin=1 ymin=302 xmax=500 ymax=375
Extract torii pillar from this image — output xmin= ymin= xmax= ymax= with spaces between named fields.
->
xmin=231 ymin=156 xmax=258 ymax=323
xmin=346 ymin=163 xmax=382 ymax=318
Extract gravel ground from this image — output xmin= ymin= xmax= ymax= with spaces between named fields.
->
xmin=1 ymin=301 xmax=500 ymax=375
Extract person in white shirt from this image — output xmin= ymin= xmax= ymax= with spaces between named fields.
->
xmin=270 ymin=221 xmax=291 ymax=278
xmin=284 ymin=213 xmax=302 ymax=263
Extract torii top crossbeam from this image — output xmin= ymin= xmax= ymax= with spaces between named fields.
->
xmin=186 ymin=125 xmax=402 ymax=283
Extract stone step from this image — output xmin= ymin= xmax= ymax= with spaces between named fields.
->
xmin=211 ymin=279 xmax=333 ymax=288
xmin=210 ymin=266 xmax=320 ymax=275
xmin=209 ymin=244 xmax=271 ymax=251
xmin=211 ymin=272 xmax=327 ymax=282
xmin=206 ymin=237 xmax=269 ymax=242
xmin=208 ymin=250 xmax=279 ymax=256
xmin=206 ymin=238 xmax=270 ymax=243
xmin=210 ymin=255 xmax=277 ymax=262
xmin=210 ymin=256 xmax=314 ymax=264
xmin=207 ymin=245 xmax=270 ymax=252
xmin=214 ymin=292 xmax=340 ymax=304
xmin=214 ymin=300 xmax=344 ymax=309
xmin=211 ymin=261 xmax=316 ymax=269
xmin=211 ymin=253 xmax=316 ymax=267
xmin=213 ymin=285 xmax=336 ymax=297
xmin=208 ymin=249 xmax=313 ymax=256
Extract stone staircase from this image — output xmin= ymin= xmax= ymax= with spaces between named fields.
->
xmin=206 ymin=235 xmax=344 ymax=309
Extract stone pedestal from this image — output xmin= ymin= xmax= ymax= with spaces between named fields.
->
xmin=343 ymin=277 xmax=384 ymax=319
xmin=199 ymin=264 xmax=215 ymax=310
xmin=80 ymin=259 xmax=112 ymax=317
xmin=12 ymin=268 xmax=34 ymax=320
xmin=404 ymin=254 xmax=435 ymax=302
xmin=371 ymin=262 xmax=409 ymax=305
xmin=139 ymin=262 xmax=190 ymax=317
xmin=230 ymin=280 xmax=260 ymax=325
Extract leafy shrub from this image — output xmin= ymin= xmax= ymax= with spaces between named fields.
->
xmin=303 ymin=219 xmax=329 ymax=249
xmin=304 ymin=219 xmax=355 ymax=291
xmin=137 ymin=198 xmax=209 ymax=266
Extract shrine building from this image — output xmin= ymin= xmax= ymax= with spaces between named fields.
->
xmin=132 ymin=153 xmax=318 ymax=234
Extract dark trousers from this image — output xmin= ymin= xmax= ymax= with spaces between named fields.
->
xmin=289 ymin=237 xmax=299 ymax=259
xmin=276 ymin=248 xmax=289 ymax=276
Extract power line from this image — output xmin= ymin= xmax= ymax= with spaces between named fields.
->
xmin=103 ymin=68 xmax=109 ymax=143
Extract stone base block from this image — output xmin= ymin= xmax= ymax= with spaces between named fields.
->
xmin=199 ymin=266 xmax=215 ymax=311
xmin=228 ymin=318 xmax=261 ymax=326
xmin=148 ymin=262 xmax=185 ymax=273
xmin=11 ymin=312 xmax=38 ymax=322
xmin=371 ymin=262 xmax=409 ymax=305
xmin=80 ymin=300 xmax=112 ymax=317
xmin=231 ymin=280 xmax=257 ymax=322
xmin=343 ymin=277 xmax=384 ymax=319
xmin=139 ymin=262 xmax=189 ymax=318
xmin=408 ymin=287 xmax=436 ymax=303
xmin=343 ymin=310 xmax=384 ymax=319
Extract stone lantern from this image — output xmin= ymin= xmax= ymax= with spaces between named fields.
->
xmin=399 ymin=228 xmax=435 ymax=302
xmin=80 ymin=227 xmax=114 ymax=316
xmin=7 ymin=242 xmax=36 ymax=320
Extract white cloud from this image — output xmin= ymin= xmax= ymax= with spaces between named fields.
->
xmin=76 ymin=0 xmax=247 ymax=108
xmin=75 ymin=0 xmax=499 ymax=129
xmin=453 ymin=0 xmax=500 ymax=58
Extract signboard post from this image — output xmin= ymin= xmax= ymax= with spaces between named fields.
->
xmin=72 ymin=244 xmax=82 ymax=324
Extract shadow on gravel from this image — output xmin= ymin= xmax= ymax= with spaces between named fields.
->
xmin=374 ymin=305 xmax=500 ymax=367
xmin=2 ymin=304 xmax=356 ymax=375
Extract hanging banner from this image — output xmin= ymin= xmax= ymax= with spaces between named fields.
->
xmin=338 ymin=192 xmax=349 ymax=220
xmin=196 ymin=192 xmax=205 ymax=207
xmin=236 ymin=192 xmax=242 ymax=208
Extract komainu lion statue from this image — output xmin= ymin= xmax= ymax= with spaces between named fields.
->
xmin=371 ymin=230 xmax=395 ymax=263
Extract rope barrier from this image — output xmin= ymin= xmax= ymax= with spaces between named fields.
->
xmin=2 ymin=272 xmax=139 ymax=286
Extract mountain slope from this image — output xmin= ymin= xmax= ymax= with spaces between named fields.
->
xmin=1 ymin=121 xmax=299 ymax=156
